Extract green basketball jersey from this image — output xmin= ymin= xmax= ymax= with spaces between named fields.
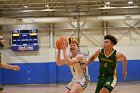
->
xmin=98 ymin=49 xmax=117 ymax=78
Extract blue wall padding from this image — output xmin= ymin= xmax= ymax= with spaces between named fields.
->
xmin=56 ymin=64 xmax=72 ymax=83
xmin=88 ymin=62 xmax=99 ymax=82
xmin=117 ymin=60 xmax=140 ymax=81
xmin=0 ymin=60 xmax=140 ymax=84
xmin=89 ymin=60 xmax=140 ymax=82
xmin=0 ymin=68 xmax=4 ymax=85
xmin=2 ymin=63 xmax=49 ymax=84
xmin=48 ymin=62 xmax=57 ymax=84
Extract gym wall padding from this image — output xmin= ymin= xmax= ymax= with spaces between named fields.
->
xmin=0 ymin=60 xmax=140 ymax=85
xmin=0 ymin=68 xmax=4 ymax=85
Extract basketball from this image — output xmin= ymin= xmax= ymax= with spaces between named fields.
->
xmin=56 ymin=36 xmax=68 ymax=49
xmin=56 ymin=38 xmax=62 ymax=49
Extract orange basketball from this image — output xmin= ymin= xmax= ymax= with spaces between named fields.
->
xmin=56 ymin=38 xmax=62 ymax=49
xmin=56 ymin=36 xmax=68 ymax=49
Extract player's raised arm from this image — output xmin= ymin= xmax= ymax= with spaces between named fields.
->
xmin=56 ymin=49 xmax=66 ymax=66
xmin=56 ymin=36 xmax=68 ymax=66
xmin=82 ymin=49 xmax=100 ymax=70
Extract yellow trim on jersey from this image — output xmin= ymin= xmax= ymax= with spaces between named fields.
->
xmin=111 ymin=77 xmax=117 ymax=88
xmin=113 ymin=68 xmax=117 ymax=79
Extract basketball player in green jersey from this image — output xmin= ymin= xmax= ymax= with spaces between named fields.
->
xmin=0 ymin=35 xmax=20 ymax=92
xmin=82 ymin=34 xmax=127 ymax=93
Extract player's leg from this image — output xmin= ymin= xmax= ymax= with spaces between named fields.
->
xmin=70 ymin=82 xmax=83 ymax=93
xmin=99 ymin=87 xmax=110 ymax=93
xmin=65 ymin=89 xmax=71 ymax=93
xmin=95 ymin=78 xmax=104 ymax=93
xmin=70 ymin=77 xmax=89 ymax=93
xmin=95 ymin=82 xmax=103 ymax=93
xmin=0 ymin=85 xmax=4 ymax=92
xmin=99 ymin=77 xmax=117 ymax=93
xmin=65 ymin=81 xmax=73 ymax=93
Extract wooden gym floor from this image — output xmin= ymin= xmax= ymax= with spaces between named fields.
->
xmin=3 ymin=81 xmax=140 ymax=93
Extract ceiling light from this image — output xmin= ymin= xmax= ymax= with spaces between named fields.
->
xmin=20 ymin=10 xmax=35 ymax=12
xmin=105 ymin=2 xmax=110 ymax=5
xmin=41 ymin=9 xmax=54 ymax=12
xmin=128 ymin=1 xmax=133 ymax=5
xmin=105 ymin=1 xmax=111 ymax=7
xmin=45 ymin=4 xmax=49 ymax=8
xmin=24 ymin=6 xmax=28 ymax=8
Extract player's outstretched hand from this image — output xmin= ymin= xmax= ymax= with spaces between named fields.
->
xmin=12 ymin=65 xmax=20 ymax=71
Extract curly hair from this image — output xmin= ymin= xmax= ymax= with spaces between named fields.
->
xmin=104 ymin=34 xmax=118 ymax=45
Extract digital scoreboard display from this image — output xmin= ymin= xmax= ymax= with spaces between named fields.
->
xmin=11 ymin=29 xmax=39 ymax=51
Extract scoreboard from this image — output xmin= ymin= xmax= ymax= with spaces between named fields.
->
xmin=11 ymin=29 xmax=39 ymax=51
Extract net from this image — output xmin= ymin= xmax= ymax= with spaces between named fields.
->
xmin=79 ymin=45 xmax=89 ymax=58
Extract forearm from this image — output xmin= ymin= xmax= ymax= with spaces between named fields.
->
xmin=122 ymin=56 xmax=127 ymax=79
xmin=0 ymin=62 xmax=14 ymax=70
xmin=85 ymin=56 xmax=96 ymax=66
xmin=56 ymin=50 xmax=64 ymax=66
xmin=123 ymin=57 xmax=127 ymax=71
xmin=63 ymin=50 xmax=71 ymax=65
xmin=56 ymin=50 xmax=61 ymax=62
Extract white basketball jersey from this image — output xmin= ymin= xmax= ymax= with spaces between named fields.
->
xmin=69 ymin=54 xmax=89 ymax=79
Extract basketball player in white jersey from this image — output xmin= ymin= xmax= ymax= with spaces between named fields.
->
xmin=56 ymin=40 xmax=90 ymax=93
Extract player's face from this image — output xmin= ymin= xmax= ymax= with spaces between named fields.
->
xmin=103 ymin=39 xmax=113 ymax=49
xmin=70 ymin=43 xmax=79 ymax=53
xmin=0 ymin=38 xmax=5 ymax=47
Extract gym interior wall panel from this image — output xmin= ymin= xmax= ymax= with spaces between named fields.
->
xmin=117 ymin=60 xmax=140 ymax=81
xmin=56 ymin=64 xmax=72 ymax=83
xmin=0 ymin=68 xmax=3 ymax=85
xmin=89 ymin=60 xmax=140 ymax=82
xmin=48 ymin=62 xmax=57 ymax=84
xmin=1 ymin=60 xmax=140 ymax=85
xmin=3 ymin=63 xmax=50 ymax=84
xmin=88 ymin=62 xmax=100 ymax=82
xmin=2 ymin=63 xmax=29 ymax=84
xmin=2 ymin=46 xmax=140 ymax=64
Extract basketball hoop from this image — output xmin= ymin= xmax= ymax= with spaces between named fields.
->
xmin=79 ymin=45 xmax=89 ymax=58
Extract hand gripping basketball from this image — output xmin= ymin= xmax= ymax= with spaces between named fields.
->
xmin=56 ymin=36 xmax=68 ymax=49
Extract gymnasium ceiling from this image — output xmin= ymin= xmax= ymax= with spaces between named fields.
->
xmin=0 ymin=0 xmax=140 ymax=18
xmin=0 ymin=0 xmax=140 ymax=46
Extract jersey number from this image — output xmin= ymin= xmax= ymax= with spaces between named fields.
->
xmin=104 ymin=63 xmax=107 ymax=68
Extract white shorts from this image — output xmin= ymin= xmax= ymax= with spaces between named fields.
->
xmin=66 ymin=76 xmax=90 ymax=90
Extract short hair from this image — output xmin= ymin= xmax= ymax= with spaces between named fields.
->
xmin=0 ymin=35 xmax=3 ymax=39
xmin=104 ymin=34 xmax=117 ymax=45
xmin=0 ymin=35 xmax=4 ymax=48
xmin=69 ymin=40 xmax=79 ymax=47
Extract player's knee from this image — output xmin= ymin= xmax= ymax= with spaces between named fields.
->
xmin=65 ymin=90 xmax=70 ymax=93
xmin=70 ymin=90 xmax=79 ymax=93
xmin=99 ymin=88 xmax=110 ymax=93
xmin=70 ymin=91 xmax=76 ymax=93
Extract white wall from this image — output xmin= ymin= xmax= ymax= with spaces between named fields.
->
xmin=1 ymin=24 xmax=140 ymax=63
xmin=1 ymin=48 xmax=54 ymax=63
xmin=88 ymin=46 xmax=140 ymax=61
xmin=1 ymin=46 xmax=140 ymax=63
